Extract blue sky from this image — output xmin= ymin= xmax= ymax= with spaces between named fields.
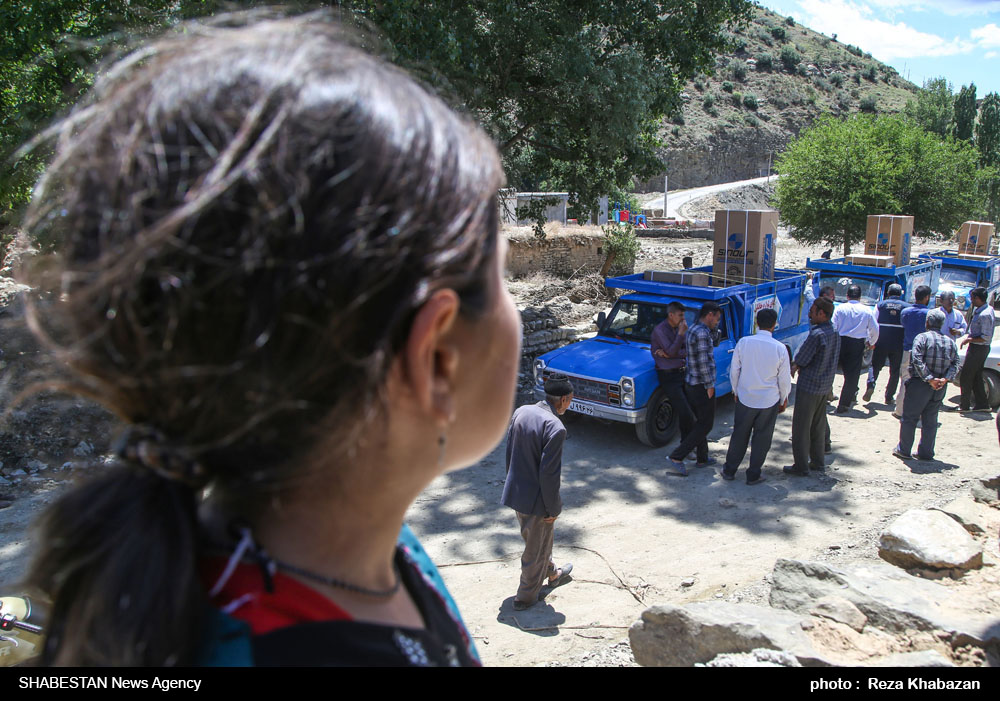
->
xmin=760 ymin=0 xmax=1000 ymax=95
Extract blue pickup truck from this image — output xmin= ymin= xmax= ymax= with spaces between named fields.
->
xmin=805 ymin=256 xmax=942 ymax=308
xmin=532 ymin=268 xmax=813 ymax=446
xmin=918 ymin=250 xmax=1000 ymax=312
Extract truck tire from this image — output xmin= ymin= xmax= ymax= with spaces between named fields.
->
xmin=635 ymin=388 xmax=679 ymax=447
xmin=984 ymin=369 xmax=1000 ymax=411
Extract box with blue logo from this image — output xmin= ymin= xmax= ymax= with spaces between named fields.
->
xmin=712 ymin=209 xmax=778 ymax=285
xmin=956 ymin=220 xmax=994 ymax=256
xmin=864 ymin=214 xmax=912 ymax=265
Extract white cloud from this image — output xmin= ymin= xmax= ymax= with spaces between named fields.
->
xmin=986 ymin=50 xmax=999 ymax=58
xmin=798 ymin=0 xmax=975 ymax=59
xmin=972 ymin=23 xmax=1000 ymax=48
xmin=863 ymin=0 xmax=1000 ymax=16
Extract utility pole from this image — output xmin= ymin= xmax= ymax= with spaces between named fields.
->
xmin=663 ymin=174 xmax=669 ymax=218
xmin=766 ymin=151 xmax=772 ymax=184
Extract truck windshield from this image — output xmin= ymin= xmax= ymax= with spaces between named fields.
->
xmin=600 ymin=301 xmax=727 ymax=342
xmin=939 ymin=268 xmax=978 ymax=286
xmin=819 ymin=275 xmax=881 ymax=305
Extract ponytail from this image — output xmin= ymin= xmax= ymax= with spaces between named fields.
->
xmin=29 ymin=464 xmax=203 ymax=665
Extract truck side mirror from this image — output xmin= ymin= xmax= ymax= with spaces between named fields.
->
xmin=597 ymin=311 xmax=607 ymax=329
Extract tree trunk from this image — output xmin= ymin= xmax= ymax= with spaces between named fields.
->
xmin=843 ymin=231 xmax=850 ymax=257
xmin=599 ymin=250 xmax=617 ymax=278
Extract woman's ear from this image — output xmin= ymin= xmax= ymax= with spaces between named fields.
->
xmin=396 ymin=289 xmax=461 ymax=425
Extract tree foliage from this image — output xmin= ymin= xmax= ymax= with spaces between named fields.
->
xmin=2 ymin=0 xmax=753 ymax=224
xmin=774 ymin=115 xmax=984 ymax=255
xmin=340 ymin=0 xmax=753 ymax=219
xmin=976 ymin=92 xmax=1000 ymax=222
xmin=952 ymin=82 xmax=977 ymax=142
xmin=0 ymin=1 xmax=231 ymax=217
xmin=903 ymin=77 xmax=953 ymax=139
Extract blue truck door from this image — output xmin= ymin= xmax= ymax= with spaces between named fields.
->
xmin=714 ymin=302 xmax=737 ymax=395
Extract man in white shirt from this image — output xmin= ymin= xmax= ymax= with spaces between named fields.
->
xmin=721 ymin=308 xmax=791 ymax=485
xmin=831 ymin=284 xmax=879 ymax=414
xmin=937 ymin=291 xmax=967 ymax=339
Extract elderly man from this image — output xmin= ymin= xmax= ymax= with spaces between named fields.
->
xmin=502 ymin=374 xmax=575 ymax=610
xmin=667 ymin=301 xmax=722 ymax=475
xmin=937 ymin=290 xmax=968 ymax=339
xmin=864 ymin=284 xmax=910 ymax=405
xmin=893 ymin=310 xmax=959 ymax=460
xmin=958 ymin=287 xmax=997 ymax=413
xmin=894 ymin=285 xmax=933 ymax=418
xmin=785 ymin=297 xmax=841 ymax=476
xmin=721 ymin=308 xmax=791 ymax=485
xmin=650 ymin=301 xmax=695 ymax=453
xmin=831 ymin=284 xmax=879 ymax=413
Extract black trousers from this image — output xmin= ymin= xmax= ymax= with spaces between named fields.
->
xmin=838 ymin=336 xmax=865 ymax=410
xmin=791 ymin=389 xmax=828 ymax=471
xmin=669 ymin=382 xmax=715 ymax=462
xmin=960 ymin=343 xmax=990 ymax=410
xmin=657 ymin=369 xmax=695 ymax=446
xmin=867 ymin=341 xmax=903 ymax=400
xmin=723 ymin=400 xmax=780 ymax=481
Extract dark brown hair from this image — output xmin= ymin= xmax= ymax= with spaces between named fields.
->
xmin=23 ymin=14 xmax=503 ymax=665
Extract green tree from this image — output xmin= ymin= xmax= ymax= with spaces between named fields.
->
xmin=342 ymin=0 xmax=753 ymax=221
xmin=774 ymin=115 xmax=983 ymax=255
xmin=903 ymin=77 xmax=953 ymax=138
xmin=976 ymin=92 xmax=1000 ymax=221
xmin=952 ymin=83 xmax=977 ymax=142
xmin=0 ymin=1 xmax=230 ymax=218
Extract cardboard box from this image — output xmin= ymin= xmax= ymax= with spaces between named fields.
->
xmin=957 ymin=221 xmax=994 ymax=255
xmin=712 ymin=210 xmax=778 ymax=285
xmin=642 ymin=270 xmax=712 ymax=286
xmin=846 ymin=254 xmax=894 ymax=268
xmin=864 ymin=215 xmax=912 ymax=265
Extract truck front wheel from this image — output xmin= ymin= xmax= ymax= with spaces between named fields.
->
xmin=984 ymin=369 xmax=1000 ymax=411
xmin=635 ymin=388 xmax=679 ymax=447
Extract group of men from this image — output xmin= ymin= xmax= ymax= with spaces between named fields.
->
xmin=498 ymin=281 xmax=996 ymax=610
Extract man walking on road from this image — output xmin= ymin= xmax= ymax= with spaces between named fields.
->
xmin=894 ymin=309 xmax=958 ymax=461
xmin=502 ymin=374 xmax=575 ymax=610
xmin=721 ymin=308 xmax=791 ymax=485
xmin=650 ymin=302 xmax=695 ymax=452
xmin=667 ymin=301 xmax=722 ymax=475
xmin=864 ymin=284 xmax=909 ymax=405
xmin=958 ymin=287 xmax=997 ymax=413
xmin=785 ymin=297 xmax=841 ymax=476
xmin=832 ymin=284 xmax=879 ymax=413
xmin=895 ymin=285 xmax=932 ymax=418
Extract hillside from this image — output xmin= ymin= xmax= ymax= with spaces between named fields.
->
xmin=639 ymin=5 xmax=920 ymax=191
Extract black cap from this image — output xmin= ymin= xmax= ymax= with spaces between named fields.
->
xmin=544 ymin=374 xmax=574 ymax=397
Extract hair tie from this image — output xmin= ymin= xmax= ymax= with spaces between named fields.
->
xmin=113 ymin=426 xmax=208 ymax=489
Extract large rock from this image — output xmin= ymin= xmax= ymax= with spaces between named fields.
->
xmin=629 ymin=601 xmax=832 ymax=667
xmin=971 ymin=474 xmax=1000 ymax=505
xmin=868 ymin=650 xmax=954 ymax=667
xmin=878 ymin=509 xmax=983 ymax=571
xmin=699 ymin=648 xmax=802 ymax=667
xmin=809 ymin=596 xmax=867 ymax=633
xmin=931 ymin=496 xmax=989 ymax=535
xmin=769 ymin=559 xmax=1000 ymax=649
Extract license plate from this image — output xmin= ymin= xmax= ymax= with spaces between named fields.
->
xmin=569 ymin=401 xmax=595 ymax=416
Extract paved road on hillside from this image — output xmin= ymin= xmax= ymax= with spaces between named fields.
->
xmin=640 ymin=174 xmax=775 ymax=219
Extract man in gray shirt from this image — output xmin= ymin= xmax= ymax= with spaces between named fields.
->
xmin=958 ymin=287 xmax=996 ymax=413
xmin=502 ymin=374 xmax=575 ymax=610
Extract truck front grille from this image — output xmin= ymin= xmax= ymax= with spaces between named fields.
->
xmin=541 ymin=371 xmax=614 ymax=405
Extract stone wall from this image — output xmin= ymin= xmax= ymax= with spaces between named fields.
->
xmin=506 ymin=231 xmax=608 ymax=278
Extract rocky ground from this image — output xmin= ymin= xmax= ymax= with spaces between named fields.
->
xmin=1 ymin=202 xmax=998 ymax=669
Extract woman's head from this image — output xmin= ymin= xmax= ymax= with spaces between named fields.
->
xmin=27 ymin=16 xmax=508 ymax=488
xmin=24 ymin=14 xmax=518 ymax=664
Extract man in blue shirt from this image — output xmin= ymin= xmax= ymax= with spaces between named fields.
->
xmin=864 ymin=284 xmax=910 ymax=405
xmin=667 ymin=301 xmax=722 ymax=475
xmin=894 ymin=285 xmax=932 ymax=419
xmin=785 ymin=297 xmax=840 ymax=476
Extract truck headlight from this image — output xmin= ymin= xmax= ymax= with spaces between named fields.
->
xmin=533 ymin=359 xmax=545 ymax=386
xmin=621 ymin=376 xmax=635 ymax=407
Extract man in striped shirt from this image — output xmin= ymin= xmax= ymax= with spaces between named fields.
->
xmin=785 ymin=297 xmax=840 ymax=477
xmin=667 ymin=301 xmax=722 ymax=475
xmin=894 ymin=309 xmax=959 ymax=461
